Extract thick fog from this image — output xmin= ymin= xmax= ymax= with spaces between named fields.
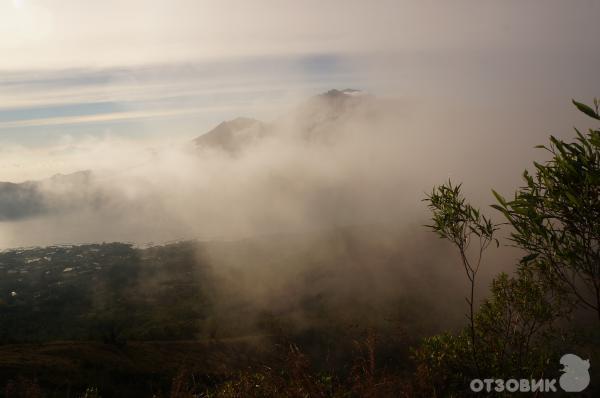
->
xmin=0 ymin=94 xmax=411 ymax=246
xmin=0 ymin=83 xmax=597 ymax=252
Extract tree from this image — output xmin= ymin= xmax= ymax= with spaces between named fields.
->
xmin=413 ymin=269 xmax=563 ymax=396
xmin=419 ymin=181 xmax=565 ymax=396
xmin=492 ymin=99 xmax=600 ymax=320
xmin=424 ymin=181 xmax=498 ymax=374
xmin=414 ymin=99 xmax=600 ymax=396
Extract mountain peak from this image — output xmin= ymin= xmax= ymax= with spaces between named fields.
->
xmin=320 ymin=88 xmax=366 ymax=99
xmin=193 ymin=117 xmax=269 ymax=153
xmin=192 ymin=89 xmax=374 ymax=153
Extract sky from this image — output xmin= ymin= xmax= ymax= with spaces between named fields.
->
xmin=0 ymin=0 xmax=599 ymax=181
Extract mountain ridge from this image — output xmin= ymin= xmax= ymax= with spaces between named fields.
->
xmin=192 ymin=88 xmax=371 ymax=152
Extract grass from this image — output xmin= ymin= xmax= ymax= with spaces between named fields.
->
xmin=0 ymin=338 xmax=272 ymax=398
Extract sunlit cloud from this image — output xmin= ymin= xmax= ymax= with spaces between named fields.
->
xmin=0 ymin=1 xmax=598 ymax=70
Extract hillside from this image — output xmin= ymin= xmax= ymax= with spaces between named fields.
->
xmin=0 ymin=225 xmax=468 ymax=396
xmin=0 ymin=171 xmax=94 ymax=222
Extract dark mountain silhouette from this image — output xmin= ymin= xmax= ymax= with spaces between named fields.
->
xmin=0 ymin=171 xmax=95 ymax=221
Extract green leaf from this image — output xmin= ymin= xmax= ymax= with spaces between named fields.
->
xmin=565 ymin=192 xmax=580 ymax=206
xmin=520 ymin=253 xmax=539 ymax=264
xmin=492 ymin=190 xmax=508 ymax=207
xmin=573 ymin=100 xmax=600 ymax=120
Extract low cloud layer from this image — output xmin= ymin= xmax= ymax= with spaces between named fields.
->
xmin=1 ymin=86 xmax=597 ymax=251
xmin=0 ymin=92 xmax=417 ymax=247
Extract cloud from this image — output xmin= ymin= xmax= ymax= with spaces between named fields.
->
xmin=0 ymin=94 xmax=415 ymax=246
xmin=0 ymin=106 xmax=237 ymax=129
xmin=0 ymin=55 xmax=361 ymax=147
xmin=1 ymin=1 xmax=599 ymax=70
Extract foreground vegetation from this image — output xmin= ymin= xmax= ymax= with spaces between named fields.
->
xmin=415 ymin=99 xmax=600 ymax=396
xmin=0 ymin=228 xmax=452 ymax=397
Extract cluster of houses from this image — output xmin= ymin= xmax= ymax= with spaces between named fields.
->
xmin=0 ymin=244 xmax=113 ymax=304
